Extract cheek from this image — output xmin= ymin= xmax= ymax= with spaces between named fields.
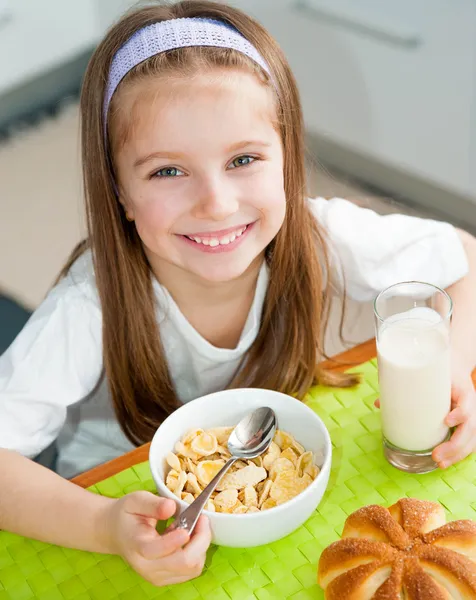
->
xmin=132 ymin=193 xmax=181 ymax=234
xmin=130 ymin=197 xmax=183 ymax=252
xmin=255 ymin=173 xmax=286 ymax=223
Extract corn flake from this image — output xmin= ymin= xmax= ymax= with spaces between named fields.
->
xmin=208 ymin=427 xmax=233 ymax=445
xmin=280 ymin=447 xmax=298 ymax=466
xmin=262 ymin=442 xmax=281 ymax=471
xmin=165 ymin=425 xmax=320 ymax=514
xmin=181 ymin=492 xmax=195 ymax=504
xmin=191 ymin=432 xmax=218 ymax=457
xmin=166 ymin=452 xmax=181 ymax=472
xmin=217 ymin=464 xmax=267 ymax=491
xmin=243 ymin=486 xmax=258 ymax=508
xmin=262 ymin=498 xmax=277 ymax=511
xmin=269 ymin=457 xmax=295 ymax=481
xmin=215 ymin=489 xmax=239 ymax=513
xmin=196 ymin=459 xmax=225 ymax=487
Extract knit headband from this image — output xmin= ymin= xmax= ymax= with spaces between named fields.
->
xmin=103 ymin=17 xmax=272 ymax=130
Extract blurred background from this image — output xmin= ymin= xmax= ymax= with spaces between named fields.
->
xmin=1 ymin=0 xmax=475 ymax=354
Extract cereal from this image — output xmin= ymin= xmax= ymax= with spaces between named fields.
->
xmin=214 ymin=489 xmax=239 ymax=513
xmin=274 ymin=430 xmax=294 ymax=450
xmin=174 ymin=440 xmax=200 ymax=461
xmin=261 ymin=498 xmax=278 ymax=510
xmin=305 ymin=464 xmax=320 ymax=479
xmin=217 ymin=464 xmax=267 ymax=491
xmin=262 ymin=442 xmax=281 ymax=470
xmin=208 ymin=427 xmax=234 ymax=445
xmin=280 ymin=447 xmax=298 ymax=466
xmin=196 ymin=460 xmax=225 ymax=487
xmin=182 ymin=428 xmax=204 ymax=445
xmin=165 ymin=426 xmax=320 ymax=513
xmin=181 ymin=492 xmax=195 ymax=504
xmin=190 ymin=431 xmax=218 ymax=456
xmin=166 ymin=469 xmax=179 ymax=490
xmin=233 ymin=505 xmax=249 ymax=514
xmin=166 ymin=452 xmax=181 ymax=472
xmin=249 ymin=456 xmax=263 ymax=468
xmin=185 ymin=457 xmax=196 ymax=475
xmin=296 ymin=451 xmax=313 ymax=476
xmin=270 ymin=470 xmax=313 ymax=505
xmin=172 ymin=470 xmax=188 ymax=497
xmin=243 ymin=486 xmax=258 ymax=508
xmin=258 ymin=479 xmax=272 ymax=508
xmin=269 ymin=457 xmax=295 ymax=481
xmin=186 ymin=472 xmax=202 ymax=496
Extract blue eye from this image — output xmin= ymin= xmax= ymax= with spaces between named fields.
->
xmin=154 ymin=167 xmax=184 ymax=178
xmin=229 ymin=155 xmax=256 ymax=169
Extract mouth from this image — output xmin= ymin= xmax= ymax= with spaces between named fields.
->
xmin=183 ymin=224 xmax=251 ymax=247
xmin=179 ymin=222 xmax=255 ymax=253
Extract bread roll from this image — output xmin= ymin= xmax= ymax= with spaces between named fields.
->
xmin=318 ymin=498 xmax=476 ymax=599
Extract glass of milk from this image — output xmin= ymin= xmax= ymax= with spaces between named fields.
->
xmin=374 ymin=282 xmax=452 ymax=473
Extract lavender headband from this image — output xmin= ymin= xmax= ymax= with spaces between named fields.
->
xmin=103 ymin=17 xmax=272 ymax=129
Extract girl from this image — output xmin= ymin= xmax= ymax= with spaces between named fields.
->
xmin=1 ymin=0 xmax=475 ymax=588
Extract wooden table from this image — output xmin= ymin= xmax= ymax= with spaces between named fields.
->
xmin=71 ymin=339 xmax=475 ymax=489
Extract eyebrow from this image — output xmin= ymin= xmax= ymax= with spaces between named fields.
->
xmin=133 ymin=140 xmax=272 ymax=169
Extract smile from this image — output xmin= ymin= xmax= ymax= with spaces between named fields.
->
xmin=179 ymin=223 xmax=254 ymax=253
xmin=184 ymin=224 xmax=250 ymax=247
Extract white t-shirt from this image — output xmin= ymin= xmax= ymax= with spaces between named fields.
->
xmin=0 ymin=198 xmax=468 ymax=477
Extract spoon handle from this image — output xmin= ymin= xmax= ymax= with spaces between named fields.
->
xmin=165 ymin=457 xmax=238 ymax=536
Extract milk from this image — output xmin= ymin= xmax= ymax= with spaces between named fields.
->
xmin=377 ymin=307 xmax=451 ymax=452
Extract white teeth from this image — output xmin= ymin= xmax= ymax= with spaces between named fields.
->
xmin=186 ymin=225 xmax=248 ymax=246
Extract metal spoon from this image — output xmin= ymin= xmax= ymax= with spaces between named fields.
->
xmin=165 ymin=406 xmax=277 ymax=535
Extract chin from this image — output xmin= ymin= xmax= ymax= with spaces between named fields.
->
xmin=191 ymin=258 xmax=258 ymax=284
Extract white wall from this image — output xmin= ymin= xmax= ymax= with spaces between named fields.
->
xmin=234 ymin=0 xmax=476 ymax=204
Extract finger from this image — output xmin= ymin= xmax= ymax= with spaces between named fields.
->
xmin=127 ymin=492 xmax=177 ymax=521
xmin=443 ymin=430 xmax=475 ymax=466
xmin=161 ymin=516 xmax=212 ymax=574
xmin=181 ymin=516 xmax=212 ymax=565
xmin=374 ymin=399 xmax=380 ymax=409
xmin=436 ymin=435 xmax=474 ymax=468
xmin=441 ymin=442 xmax=474 ymax=468
xmin=145 ymin=571 xmax=202 ymax=587
xmin=139 ymin=528 xmax=190 ymax=560
xmin=446 ymin=406 xmax=466 ymax=427
xmin=433 ymin=424 xmax=473 ymax=466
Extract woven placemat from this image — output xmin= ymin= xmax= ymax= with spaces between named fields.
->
xmin=1 ymin=360 xmax=475 ymax=599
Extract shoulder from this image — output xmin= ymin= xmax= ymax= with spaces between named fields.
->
xmin=55 ymin=248 xmax=101 ymax=309
xmin=305 ymin=197 xmax=468 ymax=301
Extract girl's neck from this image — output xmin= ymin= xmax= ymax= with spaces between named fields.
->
xmin=150 ymin=255 xmax=265 ymax=349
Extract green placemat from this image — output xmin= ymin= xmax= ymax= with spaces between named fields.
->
xmin=1 ymin=360 xmax=475 ymax=600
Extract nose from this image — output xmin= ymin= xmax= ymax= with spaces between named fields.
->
xmin=192 ymin=175 xmax=239 ymax=221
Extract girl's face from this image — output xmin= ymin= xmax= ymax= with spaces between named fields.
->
xmin=114 ymin=70 xmax=286 ymax=284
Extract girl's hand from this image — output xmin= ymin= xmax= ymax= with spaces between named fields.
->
xmin=433 ymin=373 xmax=476 ymax=469
xmin=106 ymin=491 xmax=211 ymax=587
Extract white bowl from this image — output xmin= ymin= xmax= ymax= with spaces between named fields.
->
xmin=149 ymin=388 xmax=332 ymax=547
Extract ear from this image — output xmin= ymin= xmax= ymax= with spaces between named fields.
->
xmin=118 ymin=194 xmax=135 ymax=222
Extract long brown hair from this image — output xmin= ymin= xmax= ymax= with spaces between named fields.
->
xmin=60 ymin=0 xmax=358 ymax=447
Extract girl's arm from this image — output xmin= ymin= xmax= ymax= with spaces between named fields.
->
xmin=0 ymin=449 xmax=114 ymax=552
xmin=0 ymin=449 xmax=212 ymax=587
xmin=433 ymin=230 xmax=476 ymax=468
xmin=447 ymin=229 xmax=476 ymax=375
